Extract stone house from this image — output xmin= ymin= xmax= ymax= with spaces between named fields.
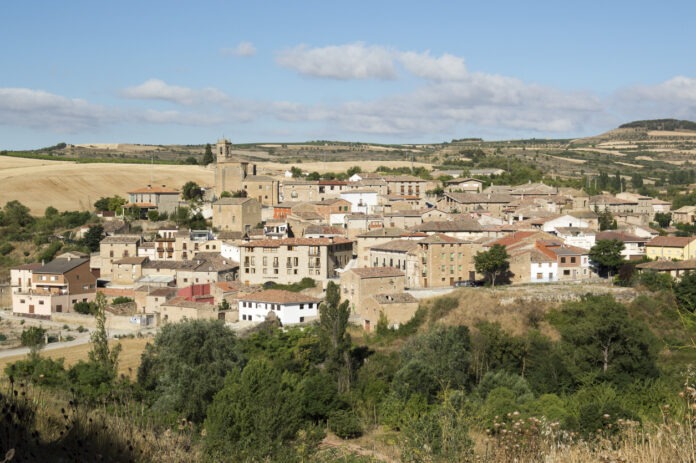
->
xmin=212 ymin=197 xmax=262 ymax=233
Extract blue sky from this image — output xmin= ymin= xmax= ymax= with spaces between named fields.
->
xmin=2 ymin=0 xmax=696 ymax=149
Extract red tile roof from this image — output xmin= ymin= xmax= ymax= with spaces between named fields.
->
xmin=647 ymin=236 xmax=696 ymax=248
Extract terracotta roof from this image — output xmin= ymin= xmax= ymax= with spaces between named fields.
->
xmin=382 ymin=175 xmax=426 ymax=182
xmin=419 ymin=233 xmax=468 ymax=244
xmin=114 ymin=256 xmax=149 ymax=265
xmin=357 ymin=227 xmax=409 ymax=238
xmin=412 ymin=219 xmax=482 ymax=232
xmin=490 ymin=231 xmax=542 ymax=248
xmin=636 ymin=259 xmax=696 ymax=271
xmin=445 ymin=192 xmax=514 ymax=204
xmin=146 ymin=287 xmax=177 ymax=298
xmin=101 ymin=235 xmax=142 ymax=244
xmin=371 ymin=239 xmax=420 ymax=253
xmin=161 ymin=297 xmax=215 ymax=310
xmin=647 ymin=236 xmax=696 ymax=248
xmin=14 ymin=263 xmax=43 ymax=271
xmin=596 ymin=231 xmax=646 ymax=243
xmin=238 ymin=289 xmax=321 ymax=304
xmin=349 ymin=267 xmax=405 ymax=278
xmin=240 ymin=237 xmax=353 ymax=248
xmin=127 ymin=186 xmax=179 ymax=194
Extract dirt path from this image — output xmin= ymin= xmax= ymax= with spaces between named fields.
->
xmin=321 ymin=433 xmax=398 ymax=463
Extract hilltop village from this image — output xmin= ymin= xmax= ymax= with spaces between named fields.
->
xmin=8 ymin=138 xmax=694 ymax=331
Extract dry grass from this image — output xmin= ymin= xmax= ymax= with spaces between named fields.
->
xmin=0 ymin=337 xmax=150 ymax=379
xmin=0 ymin=157 xmax=214 ymax=213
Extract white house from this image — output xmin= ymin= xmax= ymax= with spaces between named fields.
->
xmin=237 ymin=289 xmax=321 ymax=324
xmin=341 ymin=189 xmax=380 ymax=214
xmin=554 ymin=227 xmax=596 ymax=250
xmin=220 ymin=241 xmax=242 ymax=263
xmin=542 ymin=214 xmax=589 ymax=233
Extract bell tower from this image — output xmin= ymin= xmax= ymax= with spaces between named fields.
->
xmin=216 ymin=138 xmax=232 ymax=163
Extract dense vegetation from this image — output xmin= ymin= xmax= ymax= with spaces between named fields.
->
xmin=3 ymin=277 xmax=695 ymax=461
xmin=619 ymin=118 xmax=696 ymax=131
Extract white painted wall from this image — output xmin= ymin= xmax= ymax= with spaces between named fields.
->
xmin=238 ymin=300 xmax=318 ymax=324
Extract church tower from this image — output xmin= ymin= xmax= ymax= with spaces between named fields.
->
xmin=214 ymin=137 xmax=254 ymax=197
xmin=216 ymin=138 xmax=232 ymax=163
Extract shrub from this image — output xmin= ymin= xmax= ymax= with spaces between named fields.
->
xmin=73 ymin=301 xmax=97 ymax=315
xmin=429 ymin=296 xmax=459 ymax=323
xmin=328 ymin=410 xmax=363 ymax=439
xmin=76 ymin=325 xmax=87 ymax=333
xmin=111 ymin=296 xmax=134 ymax=305
xmin=0 ymin=242 xmax=14 ymax=256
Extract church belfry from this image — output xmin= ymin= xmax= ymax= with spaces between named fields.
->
xmin=216 ymin=138 xmax=232 ymax=163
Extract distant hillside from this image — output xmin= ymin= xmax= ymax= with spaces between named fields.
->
xmin=619 ymin=118 xmax=696 ymax=131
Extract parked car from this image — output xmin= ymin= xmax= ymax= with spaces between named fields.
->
xmin=453 ymin=280 xmax=476 ymax=287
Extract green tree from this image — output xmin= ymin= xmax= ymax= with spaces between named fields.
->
xmin=173 ymin=205 xmax=190 ymax=226
xmin=88 ymin=292 xmax=121 ymax=376
xmin=2 ymin=200 xmax=34 ymax=227
xmin=137 ymin=319 xmax=244 ymax=423
xmin=596 ymin=207 xmax=618 ymax=231
xmin=589 ymin=239 xmax=625 ymax=277
xmin=81 ymin=224 xmax=104 ymax=252
xmin=654 ymin=212 xmax=672 ymax=228
xmin=474 ymin=244 xmax=510 ymax=287
xmin=290 ymin=166 xmax=303 ymax=178
xmin=181 ymin=181 xmax=203 ymax=201
xmin=346 ymin=166 xmax=362 ymax=177
xmin=319 ymin=281 xmax=352 ymax=393
xmin=201 ymin=143 xmax=214 ymax=166
xmin=21 ymin=326 xmax=47 ymax=357
xmin=204 ymin=358 xmax=305 ymax=461
xmin=548 ymin=294 xmax=659 ymax=387
xmin=674 ymin=271 xmax=696 ymax=312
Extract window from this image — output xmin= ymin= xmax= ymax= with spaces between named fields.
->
xmin=300 ymin=304 xmax=304 ymax=309
xmin=570 ymin=257 xmax=577 ymax=263
xmin=39 ymin=300 xmax=44 ymax=305
xmin=536 ymin=273 xmax=543 ymax=280
xmin=560 ymin=257 xmax=566 ymax=263
xmin=563 ymin=270 xmax=571 ymax=276
xmin=299 ymin=317 xmax=305 ymax=323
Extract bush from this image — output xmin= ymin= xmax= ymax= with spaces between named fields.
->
xmin=73 ymin=301 xmax=97 ymax=315
xmin=635 ymin=271 xmax=673 ymax=292
xmin=0 ymin=242 xmax=14 ymax=256
xmin=20 ymin=326 xmax=46 ymax=348
xmin=77 ymin=325 xmax=87 ymax=333
xmin=111 ymin=296 xmax=134 ymax=305
xmin=429 ymin=296 xmax=459 ymax=323
xmin=328 ymin=410 xmax=363 ymax=439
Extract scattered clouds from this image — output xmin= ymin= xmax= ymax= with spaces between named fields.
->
xmin=397 ymin=51 xmax=468 ymax=81
xmin=221 ymin=41 xmax=257 ymax=57
xmin=0 ymin=87 xmax=112 ymax=132
xmin=276 ymin=43 xmax=397 ymax=80
xmin=614 ymin=76 xmax=696 ymax=120
xmin=121 ymin=79 xmax=228 ymax=105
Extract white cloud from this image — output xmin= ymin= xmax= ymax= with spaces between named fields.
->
xmin=221 ymin=41 xmax=257 ymax=57
xmin=397 ymin=51 xmax=468 ymax=81
xmin=275 ymin=43 xmax=397 ymax=80
xmin=121 ymin=79 xmax=228 ymax=105
xmin=0 ymin=87 xmax=111 ymax=132
xmin=614 ymin=76 xmax=696 ymax=121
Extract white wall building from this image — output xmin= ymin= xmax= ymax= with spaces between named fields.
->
xmin=237 ymin=289 xmax=321 ymax=325
xmin=341 ymin=190 xmax=379 ymax=214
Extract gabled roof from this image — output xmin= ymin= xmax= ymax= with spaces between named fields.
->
xmin=33 ymin=257 xmax=89 ymax=274
xmin=238 ymin=289 xmax=321 ymax=304
xmin=411 ymin=219 xmax=482 ymax=233
xmin=647 ymin=236 xmax=696 ymax=248
xmin=348 ymin=267 xmax=405 ymax=278
xmin=357 ymin=227 xmax=408 ymax=238
xmin=419 ymin=233 xmax=468 ymax=244
xmin=371 ymin=239 xmax=420 ymax=253
xmin=127 ymin=185 xmax=179 ymax=194
xmin=636 ymin=259 xmax=696 ymax=271
xmin=444 ymin=192 xmax=514 ymax=204
xmin=596 ymin=231 xmax=646 ymax=243
xmin=101 ymin=235 xmax=142 ymax=244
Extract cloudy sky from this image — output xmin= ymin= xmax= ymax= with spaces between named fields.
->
xmin=2 ymin=0 xmax=696 ymax=149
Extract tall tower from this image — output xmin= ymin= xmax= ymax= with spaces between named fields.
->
xmin=214 ymin=138 xmax=252 ymax=197
xmin=216 ymin=138 xmax=232 ymax=163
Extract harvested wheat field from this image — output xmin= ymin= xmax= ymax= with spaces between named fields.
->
xmin=0 ymin=337 xmax=150 ymax=379
xmin=260 ymin=160 xmax=432 ymax=174
xmin=0 ymin=157 xmax=214 ymax=213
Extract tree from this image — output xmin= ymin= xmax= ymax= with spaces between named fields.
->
xmin=474 ymin=244 xmax=510 ymax=287
xmin=181 ymin=181 xmax=203 ymax=201
xmin=548 ymin=294 xmax=659 ymax=387
xmin=81 ymin=224 xmax=104 ymax=252
xmin=137 ymin=319 xmax=244 ymax=423
xmin=319 ymin=281 xmax=352 ymax=393
xmin=88 ymin=292 xmax=121 ymax=376
xmin=290 ymin=166 xmax=303 ymax=178
xmin=2 ymin=200 xmax=34 ymax=227
xmin=654 ymin=212 xmax=672 ymax=228
xmin=173 ymin=205 xmax=190 ymax=226
xmin=674 ymin=271 xmax=696 ymax=312
xmin=347 ymin=166 xmax=362 ymax=177
xmin=21 ymin=326 xmax=47 ymax=357
xmin=201 ymin=143 xmax=214 ymax=166
xmin=589 ymin=239 xmax=625 ymax=277
xmin=204 ymin=359 xmax=305 ymax=461
xmin=596 ymin=207 xmax=618 ymax=231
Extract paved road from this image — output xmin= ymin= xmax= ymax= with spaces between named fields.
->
xmin=0 ymin=332 xmax=93 ymax=359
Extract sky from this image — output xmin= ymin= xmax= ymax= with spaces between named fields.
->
xmin=2 ymin=0 xmax=696 ymax=149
